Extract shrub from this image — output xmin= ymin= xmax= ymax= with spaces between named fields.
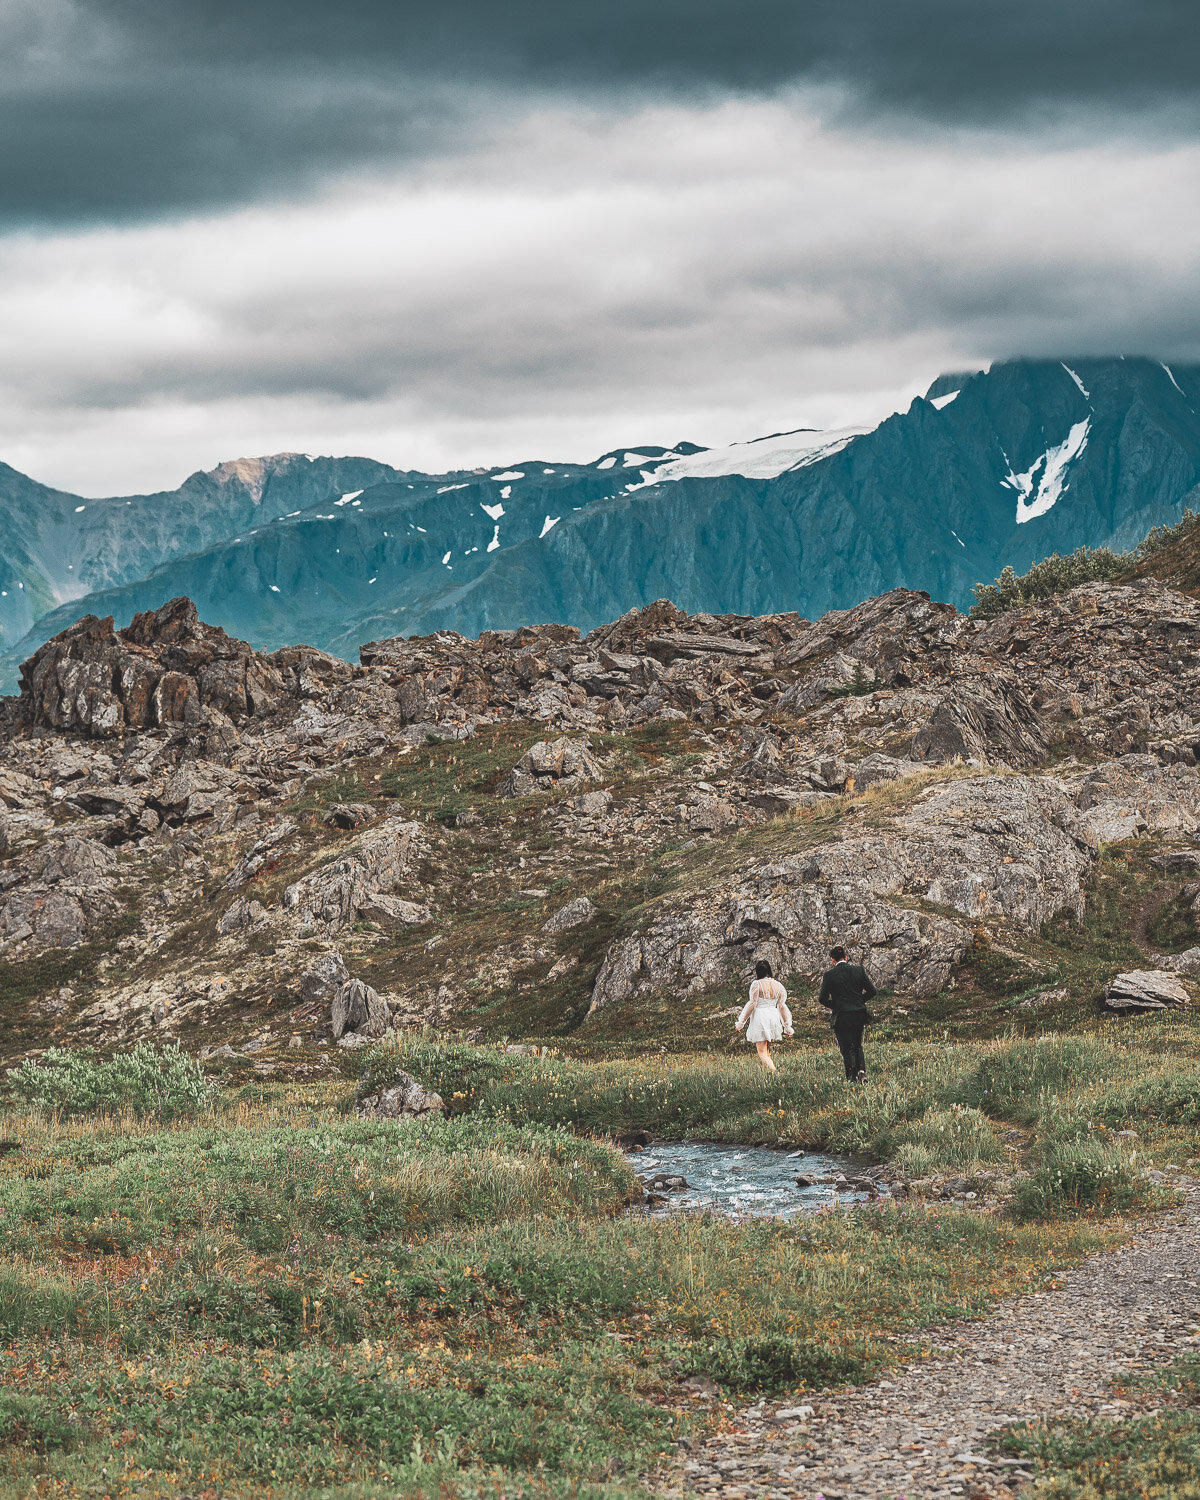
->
xmin=1096 ymin=1069 xmax=1200 ymax=1128
xmin=970 ymin=547 xmax=1127 ymax=618
xmin=1134 ymin=506 xmax=1200 ymax=562
xmin=681 ymin=1334 xmax=878 ymax=1393
xmin=892 ymin=1105 xmax=1004 ymax=1177
xmin=958 ymin=1038 xmax=1110 ymax=1124
xmin=5 ymin=1044 xmax=218 ymax=1121
xmin=0 ymin=1392 xmax=87 ymax=1453
xmin=1012 ymin=1132 xmax=1155 ymax=1220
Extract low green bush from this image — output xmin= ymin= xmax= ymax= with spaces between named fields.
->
xmin=959 ymin=1038 xmax=1111 ymax=1124
xmin=970 ymin=548 xmax=1127 ymax=618
xmin=0 ymin=1392 xmax=87 ymax=1454
xmin=998 ymin=1407 xmax=1200 ymax=1499
xmin=1012 ymin=1131 xmax=1156 ymax=1220
xmin=680 ymin=1334 xmax=879 ymax=1393
xmin=1097 ymin=1069 xmax=1200 ymax=1128
xmin=892 ymin=1105 xmax=1004 ymax=1177
xmin=0 ymin=1117 xmax=635 ymax=1259
xmin=5 ymin=1044 xmax=217 ymax=1121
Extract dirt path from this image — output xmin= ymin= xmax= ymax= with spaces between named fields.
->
xmin=660 ymin=1189 xmax=1200 ymax=1500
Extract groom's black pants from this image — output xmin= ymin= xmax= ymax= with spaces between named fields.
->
xmin=833 ymin=1013 xmax=867 ymax=1080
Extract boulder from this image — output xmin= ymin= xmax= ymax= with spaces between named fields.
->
xmin=355 ymin=1071 xmax=445 ymax=1120
xmin=331 ymin=977 xmax=390 ymax=1039
xmin=910 ymin=683 xmax=1047 ymax=768
xmin=1103 ymin=970 xmax=1191 ymax=1012
xmin=323 ymin=803 xmax=374 ymax=830
xmin=845 ymin=753 xmax=927 ymax=794
xmin=18 ymin=597 xmax=289 ymax=737
xmin=543 ymin=896 xmax=600 ymax=934
xmin=357 ymin=893 xmax=434 ymax=926
xmin=497 ymin=738 xmax=601 ymax=797
xmin=282 ymin=818 xmax=425 ymax=932
xmin=298 ymin=952 xmax=350 ymax=1007
xmin=217 ymin=896 xmax=267 ymax=936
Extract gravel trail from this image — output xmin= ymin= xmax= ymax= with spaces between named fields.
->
xmin=661 ymin=1190 xmax=1200 ymax=1500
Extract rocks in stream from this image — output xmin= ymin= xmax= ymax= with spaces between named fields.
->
xmin=645 ymin=1172 xmax=691 ymax=1192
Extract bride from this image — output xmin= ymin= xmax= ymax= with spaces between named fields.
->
xmin=735 ymin=959 xmax=793 ymax=1073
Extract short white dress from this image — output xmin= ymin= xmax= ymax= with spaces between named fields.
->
xmin=738 ymin=978 xmax=793 ymax=1043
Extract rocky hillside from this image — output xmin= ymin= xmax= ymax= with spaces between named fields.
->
xmin=2 ymin=558 xmax=1200 ymax=1068
xmin=4 ymin=356 xmax=1200 ymax=692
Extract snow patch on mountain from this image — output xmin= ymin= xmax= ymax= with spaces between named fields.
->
xmin=1062 ymin=364 xmax=1091 ymax=402
xmin=627 ymin=425 xmax=870 ymax=488
xmin=1004 ymin=419 xmax=1092 ymax=524
xmin=539 ymin=515 xmax=560 ymax=538
xmin=930 ymin=390 xmax=959 ymax=410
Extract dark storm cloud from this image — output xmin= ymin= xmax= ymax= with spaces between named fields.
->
xmin=4 ymin=0 xmax=1198 ymax=225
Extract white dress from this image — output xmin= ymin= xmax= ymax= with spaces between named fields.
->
xmin=738 ymin=978 xmax=792 ymax=1043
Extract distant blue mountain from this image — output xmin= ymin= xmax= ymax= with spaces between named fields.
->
xmin=3 ymin=356 xmax=1199 ymax=691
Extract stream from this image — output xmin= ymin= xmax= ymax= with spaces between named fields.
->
xmin=626 ymin=1140 xmax=872 ymax=1219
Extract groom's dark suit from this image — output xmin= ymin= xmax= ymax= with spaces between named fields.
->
xmin=818 ymin=961 xmax=876 ymax=1079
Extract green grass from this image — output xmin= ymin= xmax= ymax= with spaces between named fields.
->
xmin=5 ymin=1013 xmax=1200 ymax=1496
xmin=0 ymin=1046 xmax=1135 ymax=1500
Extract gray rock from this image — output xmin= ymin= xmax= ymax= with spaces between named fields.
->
xmin=1151 ymin=850 xmax=1200 ymax=872
xmin=590 ymin=774 xmax=1094 ymax=1013
xmin=577 ymin=789 xmax=614 ymax=817
xmin=542 ymin=896 xmax=600 ymax=934
xmin=910 ymin=683 xmax=1048 ymax=768
xmin=497 ymin=737 xmax=601 ymax=796
xmin=220 ymin=820 xmax=297 ymax=890
xmin=1157 ymin=946 xmax=1200 ymax=977
xmin=323 ymin=803 xmax=374 ymax=829
xmin=357 ymin=893 xmax=434 ymax=926
xmin=331 ymin=977 xmax=390 ymax=1038
xmin=217 ymin=896 xmax=267 ymax=935
xmin=299 ymin=951 xmax=350 ymax=1008
xmin=355 ymin=1071 xmax=445 ymax=1119
xmin=1104 ymin=969 xmax=1192 ymax=1012
xmin=282 ymin=817 xmax=425 ymax=931
xmin=845 ymin=753 xmax=927 ymax=794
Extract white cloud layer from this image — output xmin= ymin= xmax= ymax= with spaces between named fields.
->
xmin=3 ymin=93 xmax=1200 ymax=495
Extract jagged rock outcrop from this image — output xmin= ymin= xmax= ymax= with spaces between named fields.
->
xmin=282 ymin=818 xmax=426 ymax=932
xmin=8 ymin=570 xmax=1200 ymax=1053
xmin=18 ymin=597 xmax=290 ymax=739
xmin=331 ymin=977 xmax=390 ymax=1040
xmin=355 ymin=1070 xmax=445 ymax=1119
xmin=0 ymin=835 xmax=121 ymax=952
xmin=590 ymin=775 xmax=1096 ymax=1011
xmin=909 ymin=683 xmax=1048 ymax=768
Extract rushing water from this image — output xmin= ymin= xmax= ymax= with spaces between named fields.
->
xmin=626 ymin=1140 xmax=870 ymax=1219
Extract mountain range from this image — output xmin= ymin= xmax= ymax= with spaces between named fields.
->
xmin=3 ymin=355 xmax=1199 ymax=692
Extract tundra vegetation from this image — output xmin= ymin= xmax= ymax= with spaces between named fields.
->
xmin=7 ymin=530 xmax=1200 ymax=1494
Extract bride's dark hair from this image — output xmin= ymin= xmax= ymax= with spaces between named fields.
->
xmin=754 ymin=959 xmax=773 ymax=979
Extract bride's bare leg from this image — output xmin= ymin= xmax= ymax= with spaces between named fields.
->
xmin=755 ymin=1041 xmax=776 ymax=1073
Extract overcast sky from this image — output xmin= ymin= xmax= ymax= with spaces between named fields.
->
xmin=4 ymin=0 xmax=1200 ymax=496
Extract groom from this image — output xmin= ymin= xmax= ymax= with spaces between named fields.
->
xmin=817 ymin=946 xmax=876 ymax=1082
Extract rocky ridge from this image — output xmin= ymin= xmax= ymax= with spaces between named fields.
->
xmin=1 ymin=573 xmax=1199 ymax=1058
